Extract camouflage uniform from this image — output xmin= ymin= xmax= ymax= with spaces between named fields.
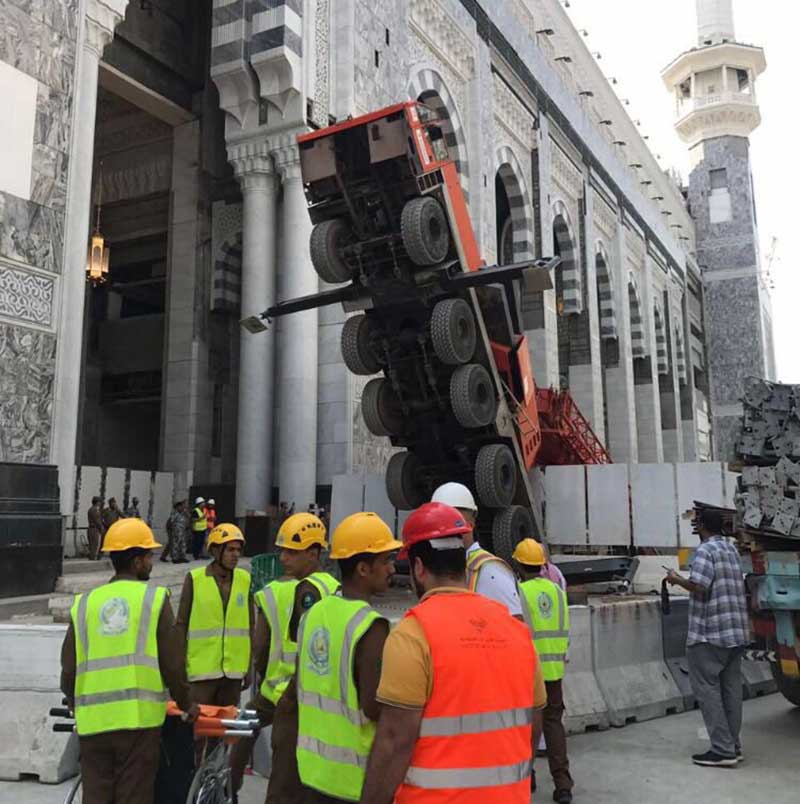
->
xmin=169 ymin=510 xmax=189 ymax=561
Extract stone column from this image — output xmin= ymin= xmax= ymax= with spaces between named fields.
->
xmin=52 ymin=0 xmax=129 ymax=516
xmin=274 ymin=140 xmax=319 ymax=509
xmin=604 ymin=217 xmax=638 ymax=462
xmin=230 ymin=141 xmax=278 ymax=517
xmin=635 ymin=255 xmax=664 ymax=463
xmin=529 ymin=115 xmax=559 ymax=388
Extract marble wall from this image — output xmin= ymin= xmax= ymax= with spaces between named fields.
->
xmin=0 ymin=0 xmax=79 ymax=464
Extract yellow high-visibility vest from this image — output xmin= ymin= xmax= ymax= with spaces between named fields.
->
xmin=192 ymin=507 xmax=207 ymax=532
xmin=186 ymin=567 xmax=251 ymax=681
xmin=71 ymin=580 xmax=168 ymax=736
xmin=519 ymin=577 xmax=569 ymax=681
xmin=296 ymin=596 xmax=384 ymax=801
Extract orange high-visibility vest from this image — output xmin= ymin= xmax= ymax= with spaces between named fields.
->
xmin=395 ymin=591 xmax=535 ymax=804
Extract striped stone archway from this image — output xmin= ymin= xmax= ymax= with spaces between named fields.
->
xmin=212 ymin=232 xmax=243 ymax=313
xmin=654 ymin=303 xmax=669 ymax=375
xmin=595 ymin=241 xmax=617 ymax=340
xmin=628 ymin=276 xmax=647 ymax=358
xmin=674 ymin=322 xmax=688 ymax=384
xmin=552 ymin=200 xmax=580 ymax=314
xmin=495 ymin=145 xmax=535 ymax=264
xmin=408 ymin=67 xmax=470 ymax=203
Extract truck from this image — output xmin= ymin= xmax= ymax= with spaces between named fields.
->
xmin=243 ymin=101 xmax=610 ymax=560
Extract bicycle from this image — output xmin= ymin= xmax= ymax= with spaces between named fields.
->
xmin=49 ymin=701 xmax=259 ymax=804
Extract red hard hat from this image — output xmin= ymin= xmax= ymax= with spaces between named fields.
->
xmin=400 ymin=502 xmax=471 ymax=558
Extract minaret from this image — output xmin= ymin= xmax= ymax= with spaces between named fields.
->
xmin=662 ymin=0 xmax=775 ymax=461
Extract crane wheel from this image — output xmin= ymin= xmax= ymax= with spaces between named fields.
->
xmin=341 ymin=315 xmax=381 ymax=375
xmin=386 ymin=452 xmax=426 ymax=510
xmin=475 ymin=444 xmax=517 ymax=508
xmin=310 ymin=219 xmax=352 ymax=283
xmin=772 ymin=661 xmax=800 ymax=706
xmin=401 ymin=197 xmax=450 ymax=266
xmin=492 ymin=506 xmax=534 ymax=564
xmin=361 ymin=378 xmax=403 ymax=437
xmin=450 ymin=364 xmax=497 ymax=428
xmin=431 ymin=298 xmax=476 ymax=365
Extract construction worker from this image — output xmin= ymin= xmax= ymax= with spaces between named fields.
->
xmin=190 ymin=496 xmax=208 ymax=560
xmin=206 ymin=498 xmax=217 ymax=532
xmin=229 ymin=512 xmax=339 ymax=793
xmin=175 ymin=523 xmax=252 ymax=709
xmin=266 ymin=511 xmax=402 ymax=804
xmin=514 ymin=538 xmax=573 ymax=803
xmin=431 ymin=482 xmax=522 ymax=616
xmin=59 ymin=518 xmax=200 ymax=804
xmin=359 ymin=502 xmax=542 ymax=804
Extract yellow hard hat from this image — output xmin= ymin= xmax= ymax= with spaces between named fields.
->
xmin=329 ymin=512 xmax=403 ymax=559
xmin=276 ymin=513 xmax=327 ymax=551
xmin=512 ymin=538 xmax=546 ymax=566
xmin=207 ymin=523 xmax=245 ymax=547
xmin=102 ymin=518 xmax=161 ymax=552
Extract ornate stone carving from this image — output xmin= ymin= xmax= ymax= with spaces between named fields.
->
xmin=409 ymin=0 xmax=475 ymax=81
xmin=0 ymin=322 xmax=56 ymax=464
xmin=0 ymin=191 xmax=63 ymax=274
xmin=593 ymin=193 xmax=617 ymax=242
xmin=272 ymin=137 xmax=304 ymax=182
xmin=99 ymin=145 xmax=172 ymax=204
xmin=493 ymin=74 xmax=534 ymax=150
xmin=228 ymin=137 xmax=274 ymax=180
xmin=551 ymin=143 xmax=583 ymax=205
xmin=313 ymin=0 xmax=331 ymax=128
xmin=0 ymin=263 xmax=54 ymax=327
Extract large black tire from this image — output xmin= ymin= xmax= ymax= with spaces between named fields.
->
xmin=772 ymin=661 xmax=800 ymax=706
xmin=310 ymin=219 xmax=352 ymax=283
xmin=401 ymin=197 xmax=450 ymax=266
xmin=492 ymin=506 xmax=535 ymax=564
xmin=341 ymin=315 xmax=381 ymax=375
xmin=431 ymin=298 xmax=476 ymax=365
xmin=475 ymin=444 xmax=517 ymax=508
xmin=361 ymin=378 xmax=403 ymax=437
xmin=450 ymin=364 xmax=497 ymax=429
xmin=386 ymin=452 xmax=426 ymax=510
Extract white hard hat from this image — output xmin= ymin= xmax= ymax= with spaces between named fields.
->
xmin=208 ymin=499 xmax=216 ymax=505
xmin=431 ymin=482 xmax=477 ymax=513
xmin=195 ymin=496 xmax=205 ymax=505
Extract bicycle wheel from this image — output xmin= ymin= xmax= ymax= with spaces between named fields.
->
xmin=64 ymin=775 xmax=82 ymax=804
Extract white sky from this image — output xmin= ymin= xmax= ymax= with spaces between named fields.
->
xmin=563 ymin=0 xmax=799 ymax=381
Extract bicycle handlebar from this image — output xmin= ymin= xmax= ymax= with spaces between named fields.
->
xmin=53 ymin=723 xmax=75 ymax=733
xmin=50 ymin=707 xmax=72 ymax=718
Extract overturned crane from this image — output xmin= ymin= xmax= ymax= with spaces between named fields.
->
xmin=243 ymin=101 xmax=609 ymax=559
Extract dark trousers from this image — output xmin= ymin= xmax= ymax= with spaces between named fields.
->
xmin=191 ymin=530 xmax=206 ymax=560
xmin=79 ymin=727 xmax=161 ymax=804
xmin=688 ymin=643 xmax=744 ymax=756
xmin=542 ymin=679 xmax=573 ymax=792
xmin=228 ymin=691 xmax=276 ymax=792
xmin=88 ymin=528 xmax=102 ymax=560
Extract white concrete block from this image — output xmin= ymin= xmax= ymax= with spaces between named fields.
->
xmin=587 ymin=464 xmax=630 ymax=546
xmin=0 ymin=625 xmax=79 ymax=783
xmin=105 ymin=467 xmax=126 ymax=508
xmin=152 ymin=472 xmax=175 ymax=541
xmin=544 ymin=465 xmax=586 ymax=546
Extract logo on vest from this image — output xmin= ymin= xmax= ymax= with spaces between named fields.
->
xmin=537 ymin=592 xmax=553 ymax=619
xmin=307 ymin=627 xmax=330 ymax=675
xmin=236 ymin=592 xmax=245 ymax=608
xmin=98 ymin=597 xmax=130 ymax=636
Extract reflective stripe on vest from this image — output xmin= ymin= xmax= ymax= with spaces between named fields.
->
xmin=71 ymin=581 xmax=168 ymax=736
xmin=306 ymin=571 xmax=340 ymax=597
xmin=186 ymin=567 xmax=251 ymax=681
xmin=396 ymin=592 xmax=534 ymax=804
xmin=255 ymin=578 xmax=299 ymax=704
xmin=465 ymin=548 xmax=509 ymax=593
xmin=518 ymin=577 xmax=569 ymax=682
xmin=296 ymin=597 xmax=383 ymax=801
xmin=192 ymin=507 xmax=207 ymax=532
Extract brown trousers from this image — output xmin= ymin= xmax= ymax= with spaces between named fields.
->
xmin=87 ymin=528 xmax=102 ymax=560
xmin=542 ymin=678 xmax=573 ymax=792
xmin=265 ymin=688 xmax=305 ymax=804
xmin=191 ymin=677 xmax=243 ymax=765
xmin=79 ymin=728 xmax=161 ymax=804
xmin=228 ymin=691 xmax=276 ymax=792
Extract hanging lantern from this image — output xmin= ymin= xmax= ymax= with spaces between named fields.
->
xmin=86 ymin=163 xmax=110 ymax=286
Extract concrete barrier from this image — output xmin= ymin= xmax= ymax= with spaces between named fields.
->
xmin=0 ymin=624 xmax=79 ymax=783
xmin=591 ymin=599 xmax=684 ymax=726
xmin=742 ymin=657 xmax=777 ymax=698
xmin=562 ymin=606 xmax=609 ymax=734
xmin=661 ymin=597 xmax=696 ymax=710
